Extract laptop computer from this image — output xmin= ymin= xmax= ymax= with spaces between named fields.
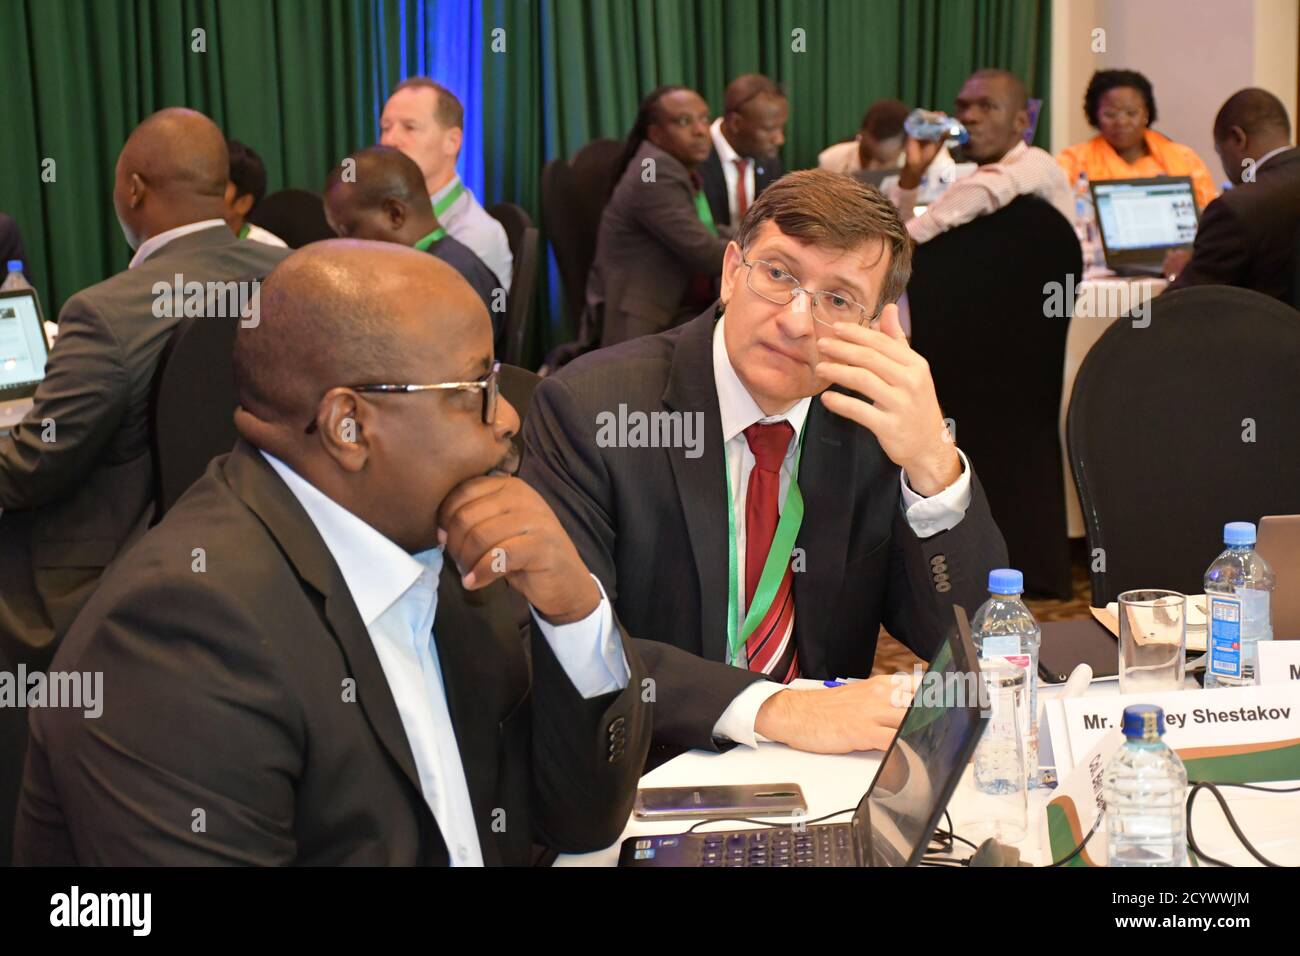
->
xmin=618 ymin=605 xmax=988 ymax=867
xmin=1256 ymin=515 xmax=1300 ymax=640
xmin=1090 ymin=176 xmax=1199 ymax=276
xmin=0 ymin=288 xmax=49 ymax=433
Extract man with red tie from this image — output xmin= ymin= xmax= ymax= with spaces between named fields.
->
xmin=699 ymin=74 xmax=788 ymax=229
xmin=521 ymin=169 xmax=1007 ymax=757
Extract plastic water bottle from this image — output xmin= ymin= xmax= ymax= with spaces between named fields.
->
xmin=1104 ymin=704 xmax=1188 ymax=867
xmin=1203 ymin=521 xmax=1275 ymax=688
xmin=1072 ymin=172 xmax=1103 ymax=272
xmin=903 ymin=108 xmax=969 ymax=145
xmin=1 ymin=260 xmax=30 ymax=291
xmin=971 ymin=569 xmax=1041 ymax=787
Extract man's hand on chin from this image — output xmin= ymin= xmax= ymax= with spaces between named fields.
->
xmin=753 ymin=673 xmax=921 ymax=754
xmin=815 ymin=303 xmax=961 ymax=497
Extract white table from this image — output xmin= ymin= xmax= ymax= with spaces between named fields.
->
xmin=556 ymin=676 xmax=1300 ymax=867
xmin=1060 ymin=274 xmax=1167 ymax=538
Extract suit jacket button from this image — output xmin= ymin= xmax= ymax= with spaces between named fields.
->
xmin=930 ymin=554 xmax=947 ymax=568
xmin=936 ymin=581 xmax=952 ymax=593
xmin=608 ymin=716 xmax=625 ymax=734
xmin=933 ymin=571 xmax=949 ymax=584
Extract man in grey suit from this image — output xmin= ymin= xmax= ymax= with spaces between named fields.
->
xmin=584 ymin=86 xmax=731 ymax=349
xmin=0 ymin=108 xmax=287 ymax=864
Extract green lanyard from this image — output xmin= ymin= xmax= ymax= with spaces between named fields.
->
xmin=433 ymin=180 xmax=466 ymax=220
xmin=413 ymin=227 xmax=447 ymax=252
xmin=724 ymin=426 xmax=807 ymax=667
xmin=694 ymin=189 xmax=718 ymax=237
xmin=237 ymin=223 xmax=250 ymax=240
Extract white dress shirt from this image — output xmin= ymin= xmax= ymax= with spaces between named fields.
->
xmin=431 ymin=174 xmax=514 ymax=288
xmin=709 ymin=118 xmax=757 ymax=223
xmin=128 ymin=219 xmax=229 ymax=269
xmin=708 ymin=316 xmax=973 ymax=746
xmin=890 ymin=142 xmax=1074 ymax=244
xmin=262 ymin=452 xmax=628 ymax=866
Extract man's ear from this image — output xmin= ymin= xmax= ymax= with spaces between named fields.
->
xmin=444 ymin=125 xmax=463 ymax=159
xmin=128 ymin=172 xmax=146 ymax=209
xmin=719 ymin=240 xmax=743 ymax=305
xmin=316 ymin=388 xmax=373 ymax=473
xmin=234 ymin=192 xmax=255 ymax=219
xmin=1223 ymin=125 xmax=1249 ymax=153
xmin=383 ymin=197 xmax=407 ymax=231
xmin=1012 ymin=107 xmax=1030 ymax=141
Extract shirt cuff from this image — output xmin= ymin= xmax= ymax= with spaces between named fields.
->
xmin=531 ymin=575 xmax=630 ymax=699
xmin=711 ymin=680 xmax=786 ymax=749
xmin=900 ymin=447 xmax=973 ymax=538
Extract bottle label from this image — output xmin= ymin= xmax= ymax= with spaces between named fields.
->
xmin=1207 ymin=593 xmax=1242 ymax=679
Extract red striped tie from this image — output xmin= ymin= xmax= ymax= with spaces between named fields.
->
xmin=742 ymin=421 xmax=798 ymax=682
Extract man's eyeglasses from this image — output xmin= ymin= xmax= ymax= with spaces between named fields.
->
xmin=305 ymin=361 xmax=501 ymax=434
xmin=739 ymin=253 xmax=880 ymax=327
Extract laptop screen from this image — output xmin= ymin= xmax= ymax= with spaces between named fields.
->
xmin=851 ymin=607 xmax=986 ymax=866
xmin=0 ymin=289 xmax=48 ymax=395
xmin=1092 ymin=177 xmax=1198 ymax=252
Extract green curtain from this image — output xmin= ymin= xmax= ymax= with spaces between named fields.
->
xmin=0 ymin=0 xmax=1051 ymax=363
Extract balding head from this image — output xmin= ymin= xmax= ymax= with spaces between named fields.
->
xmin=1212 ymin=88 xmax=1293 ymax=185
xmin=233 ymin=240 xmax=514 ymax=552
xmin=113 ymin=108 xmax=231 ymax=249
xmin=323 ymin=146 xmax=439 ymax=245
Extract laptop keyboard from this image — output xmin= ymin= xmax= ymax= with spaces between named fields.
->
xmin=693 ymin=823 xmax=854 ymax=867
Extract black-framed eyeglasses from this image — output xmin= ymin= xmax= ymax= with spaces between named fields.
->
xmin=738 ymin=254 xmax=879 ymax=327
xmin=304 ymin=360 xmax=501 ymax=434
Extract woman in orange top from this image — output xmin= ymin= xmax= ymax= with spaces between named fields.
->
xmin=1057 ymin=69 xmax=1218 ymax=209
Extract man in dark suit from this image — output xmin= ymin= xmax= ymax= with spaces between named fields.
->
xmin=323 ymin=145 xmax=505 ymax=327
xmin=15 ymin=241 xmax=651 ymax=865
xmin=0 ymin=214 xmax=28 ymax=274
xmin=523 ymin=170 xmax=1007 ymax=755
xmin=1165 ymin=88 xmax=1300 ymax=305
xmin=0 ymin=109 xmax=289 ymax=669
xmin=700 ymin=74 xmax=788 ymax=228
xmin=584 ymin=86 xmax=730 ymax=349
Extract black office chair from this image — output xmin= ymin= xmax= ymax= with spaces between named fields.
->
xmin=1068 ymin=285 xmax=1300 ymax=606
xmin=487 ymin=203 xmax=540 ymax=368
xmin=148 ymin=314 xmax=241 ymax=522
xmin=248 ymin=189 xmax=337 ymax=248
xmin=541 ymin=138 xmax=624 ymax=328
xmin=908 ymin=195 xmax=1083 ymax=599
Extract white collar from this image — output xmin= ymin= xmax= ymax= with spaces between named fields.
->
xmin=128 ymin=219 xmax=228 ymax=269
xmin=710 ymin=117 xmax=744 ymax=166
xmin=432 ymin=173 xmax=465 ymax=204
xmin=712 ymin=315 xmax=811 ymax=444
xmin=261 ymin=451 xmax=443 ymax=627
xmin=1255 ymin=144 xmax=1294 ymax=172
xmin=987 ymin=140 xmax=1029 ymax=167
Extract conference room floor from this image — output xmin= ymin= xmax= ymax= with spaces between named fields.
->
xmin=870 ymin=540 xmax=1092 ymax=675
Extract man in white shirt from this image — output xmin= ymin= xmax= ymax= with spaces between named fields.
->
xmin=380 ymin=78 xmax=513 ymax=288
xmin=818 ymin=98 xmax=909 ymax=175
xmin=700 ymin=73 xmax=789 ymax=229
xmin=890 ymin=69 xmax=1073 ymax=244
xmin=522 ymin=170 xmax=1008 ymax=757
xmin=15 ymin=241 xmax=649 ymax=865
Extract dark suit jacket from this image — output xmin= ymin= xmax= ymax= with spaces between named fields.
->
xmin=0 ymin=225 xmax=289 ymax=669
xmin=521 ymin=306 xmax=1009 ymax=687
xmin=699 ymin=144 xmax=783 ymax=228
xmin=427 ymin=234 xmax=505 ymax=332
xmin=0 ymin=214 xmax=28 ymax=274
xmin=14 ymin=442 xmax=651 ymax=865
xmin=584 ymin=141 xmax=729 ymax=349
xmin=1169 ymin=147 xmax=1300 ymax=305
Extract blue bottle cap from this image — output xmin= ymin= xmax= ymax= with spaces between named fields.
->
xmin=988 ymin=568 xmax=1023 ymax=595
xmin=1122 ymin=704 xmax=1164 ymax=741
xmin=1224 ymin=521 xmax=1256 ymax=546
xmin=5 ymin=260 xmax=21 ymax=272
